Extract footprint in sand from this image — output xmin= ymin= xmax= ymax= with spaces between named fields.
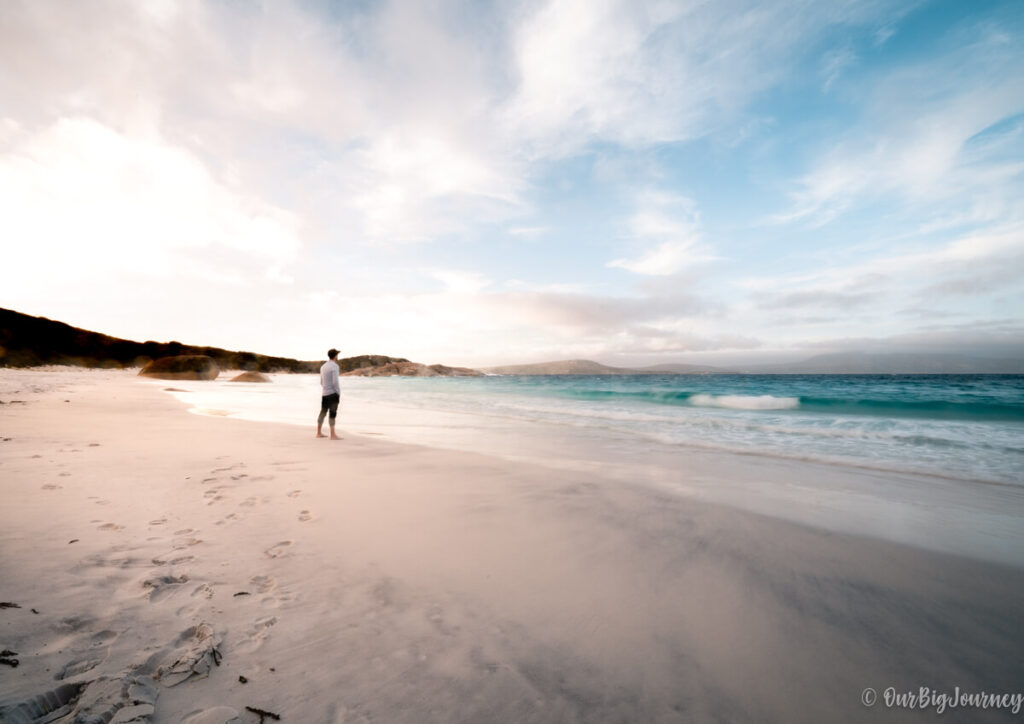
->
xmin=176 ymin=597 xmax=210 ymax=618
xmin=142 ymin=623 xmax=221 ymax=687
xmin=80 ymin=677 xmax=159 ymax=722
xmin=238 ymin=616 xmax=277 ymax=653
xmin=180 ymin=706 xmax=240 ymax=724
xmin=249 ymin=575 xmax=275 ymax=594
xmin=149 ymin=518 xmax=168 ymax=526
xmin=58 ymin=472 xmax=71 ymax=477
xmin=41 ymin=483 xmax=62 ymax=490
xmin=55 ymin=615 xmax=98 ymax=634
xmin=172 ymin=537 xmax=203 ymax=550
xmin=264 ymin=541 xmax=292 ymax=559
xmin=53 ymin=630 xmax=119 ymax=680
xmin=245 ymin=575 xmax=293 ymax=609
xmin=143 ymin=574 xmax=190 ymax=603
xmin=191 ymin=583 xmax=214 ymax=600
xmin=261 ymin=590 xmax=294 ymax=609
xmin=204 ymin=488 xmax=227 ymax=505
xmin=152 ymin=552 xmax=195 ymax=566
xmin=78 ymin=552 xmax=148 ymax=570
xmin=97 ymin=523 xmax=123 ymax=532
xmin=298 ymin=510 xmax=313 ymax=522
xmin=286 ymin=489 xmax=302 ymax=498
xmin=426 ymin=604 xmax=460 ymax=637
xmin=214 ymin=513 xmax=241 ymax=527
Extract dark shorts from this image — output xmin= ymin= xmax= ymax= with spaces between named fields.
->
xmin=320 ymin=393 xmax=340 ymax=419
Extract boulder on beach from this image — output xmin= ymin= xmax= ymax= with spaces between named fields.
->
xmin=138 ymin=355 xmax=219 ymax=381
xmin=230 ymin=371 xmax=271 ymax=383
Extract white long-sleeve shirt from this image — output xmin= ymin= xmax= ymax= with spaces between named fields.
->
xmin=320 ymin=359 xmax=340 ymax=396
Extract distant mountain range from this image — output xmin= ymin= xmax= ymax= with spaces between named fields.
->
xmin=484 ymin=354 xmax=1024 ymax=375
xmin=635 ymin=362 xmax=739 ymax=374
xmin=738 ymin=352 xmax=1024 ymax=374
xmin=482 ymin=359 xmax=734 ymax=375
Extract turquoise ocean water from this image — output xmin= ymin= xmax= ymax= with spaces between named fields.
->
xmin=338 ymin=373 xmax=1024 ymax=486
xmin=163 ymin=373 xmax=1024 ymax=486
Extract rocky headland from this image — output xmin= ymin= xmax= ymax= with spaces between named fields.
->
xmin=0 ymin=308 xmax=480 ymax=378
xmin=344 ymin=361 xmax=483 ymax=377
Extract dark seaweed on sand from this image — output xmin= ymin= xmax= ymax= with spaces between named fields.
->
xmin=245 ymin=705 xmax=281 ymax=721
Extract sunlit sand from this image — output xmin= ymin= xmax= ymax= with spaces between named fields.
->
xmin=2 ymin=368 xmax=1022 ymax=722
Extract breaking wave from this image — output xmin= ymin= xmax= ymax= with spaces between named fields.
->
xmin=688 ymin=394 xmax=800 ymax=410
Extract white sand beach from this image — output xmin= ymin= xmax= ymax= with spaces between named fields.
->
xmin=1 ymin=368 xmax=1023 ymax=723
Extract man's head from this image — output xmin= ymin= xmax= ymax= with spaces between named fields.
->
xmin=327 ymin=348 xmax=339 ymax=360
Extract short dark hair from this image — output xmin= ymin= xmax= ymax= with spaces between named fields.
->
xmin=327 ymin=348 xmax=339 ymax=360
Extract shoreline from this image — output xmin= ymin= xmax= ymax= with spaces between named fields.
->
xmin=2 ymin=368 xmax=1023 ymax=722
xmin=149 ymin=371 xmax=1024 ymax=567
xmin=150 ymin=370 xmax=1024 ymax=488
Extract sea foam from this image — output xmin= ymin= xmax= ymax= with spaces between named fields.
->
xmin=688 ymin=394 xmax=800 ymax=410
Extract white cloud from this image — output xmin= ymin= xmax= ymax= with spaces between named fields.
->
xmin=0 ymin=0 xmax=526 ymax=247
xmin=731 ymin=223 xmax=1024 ymax=353
xmin=741 ymin=224 xmax=1024 ymax=295
xmin=504 ymin=0 xmax=917 ymax=156
xmin=820 ymin=46 xmax=858 ymax=90
xmin=608 ymin=190 xmax=716 ymax=275
xmin=503 ymin=280 xmax=588 ymax=294
xmin=0 ymin=117 xmax=301 ymax=294
xmin=507 ymin=226 xmax=549 ymax=239
xmin=0 ymin=0 xmax=928 ymax=254
xmin=431 ymin=269 xmax=492 ymax=294
xmin=608 ymin=241 xmax=699 ymax=276
xmin=349 ymin=132 xmax=522 ymax=243
xmin=505 ymin=0 xmax=680 ymax=151
xmin=773 ymin=28 xmax=1024 ymax=226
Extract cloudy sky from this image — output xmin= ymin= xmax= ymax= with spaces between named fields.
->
xmin=1 ymin=0 xmax=1022 ymax=366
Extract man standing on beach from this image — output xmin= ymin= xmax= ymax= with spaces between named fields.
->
xmin=317 ymin=348 xmax=341 ymax=440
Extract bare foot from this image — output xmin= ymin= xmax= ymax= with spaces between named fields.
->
xmin=330 ymin=434 xmax=341 ymax=440
xmin=316 ymin=433 xmax=327 ymax=438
